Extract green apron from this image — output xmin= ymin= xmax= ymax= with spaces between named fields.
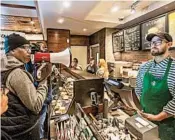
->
xmin=140 ymin=58 xmax=175 ymax=140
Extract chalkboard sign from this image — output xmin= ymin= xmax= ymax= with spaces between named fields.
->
xmin=141 ymin=16 xmax=166 ymax=50
xmin=124 ymin=25 xmax=140 ymax=51
xmin=168 ymin=11 xmax=175 ymax=48
xmin=112 ymin=31 xmax=124 ymax=52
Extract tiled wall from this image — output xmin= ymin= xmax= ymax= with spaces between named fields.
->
xmin=105 ymin=28 xmax=116 ymax=62
xmin=89 ymin=28 xmax=106 ymax=59
xmin=113 ymin=49 xmax=175 ymax=62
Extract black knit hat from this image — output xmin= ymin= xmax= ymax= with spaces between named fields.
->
xmin=146 ymin=32 xmax=173 ymax=42
xmin=5 ymin=33 xmax=29 ymax=53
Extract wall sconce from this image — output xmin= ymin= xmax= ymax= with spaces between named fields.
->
xmin=130 ymin=0 xmax=140 ymax=14
xmin=131 ymin=6 xmax=136 ymax=14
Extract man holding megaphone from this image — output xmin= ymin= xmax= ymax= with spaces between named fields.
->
xmin=1 ymin=33 xmax=51 ymax=140
xmin=27 ymin=42 xmax=71 ymax=82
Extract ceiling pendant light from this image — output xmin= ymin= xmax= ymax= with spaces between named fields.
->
xmin=63 ymin=1 xmax=71 ymax=8
xmin=111 ymin=6 xmax=119 ymax=13
xmin=83 ymin=28 xmax=87 ymax=32
xmin=130 ymin=0 xmax=140 ymax=14
xmin=57 ymin=18 xmax=65 ymax=24
xmin=30 ymin=21 xmax=34 ymax=25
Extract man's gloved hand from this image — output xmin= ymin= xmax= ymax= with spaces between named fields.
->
xmin=35 ymin=62 xmax=52 ymax=82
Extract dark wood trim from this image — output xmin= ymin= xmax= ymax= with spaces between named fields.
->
xmin=70 ymin=35 xmax=89 ymax=46
xmin=47 ymin=28 xmax=71 ymax=40
xmin=47 ymin=28 xmax=70 ymax=50
xmin=1 ymin=3 xmax=36 ymax=9
xmin=47 ymin=28 xmax=71 ymax=32
xmin=1 ymin=29 xmax=42 ymax=34
xmin=1 ymin=14 xmax=38 ymax=19
xmin=71 ymin=35 xmax=89 ymax=37
xmin=29 ymin=40 xmax=44 ymax=41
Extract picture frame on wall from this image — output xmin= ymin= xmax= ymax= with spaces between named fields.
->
xmin=168 ymin=11 xmax=175 ymax=48
xmin=141 ymin=15 xmax=166 ymax=50
xmin=112 ymin=30 xmax=124 ymax=53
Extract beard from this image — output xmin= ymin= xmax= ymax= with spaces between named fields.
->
xmin=151 ymin=47 xmax=166 ymax=56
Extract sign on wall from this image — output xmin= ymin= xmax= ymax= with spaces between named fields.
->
xmin=112 ymin=31 xmax=124 ymax=52
xmin=168 ymin=11 xmax=175 ymax=48
xmin=141 ymin=16 xmax=166 ymax=50
xmin=124 ymin=25 xmax=140 ymax=51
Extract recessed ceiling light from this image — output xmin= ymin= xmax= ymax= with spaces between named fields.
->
xmin=63 ymin=1 xmax=71 ymax=8
xmin=30 ymin=21 xmax=34 ymax=24
xmin=34 ymin=28 xmax=37 ymax=32
xmin=57 ymin=18 xmax=64 ymax=24
xmin=83 ymin=28 xmax=87 ymax=32
xmin=27 ymin=28 xmax=31 ymax=31
xmin=111 ymin=6 xmax=119 ymax=13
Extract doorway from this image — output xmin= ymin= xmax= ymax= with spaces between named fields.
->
xmin=71 ymin=46 xmax=87 ymax=70
xmin=90 ymin=44 xmax=100 ymax=65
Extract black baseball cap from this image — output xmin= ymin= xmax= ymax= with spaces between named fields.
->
xmin=5 ymin=33 xmax=29 ymax=53
xmin=146 ymin=32 xmax=173 ymax=42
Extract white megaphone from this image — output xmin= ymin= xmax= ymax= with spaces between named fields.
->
xmin=31 ymin=48 xmax=71 ymax=67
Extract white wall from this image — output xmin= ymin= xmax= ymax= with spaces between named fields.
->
xmin=25 ymin=34 xmax=43 ymax=40
xmin=71 ymin=46 xmax=87 ymax=70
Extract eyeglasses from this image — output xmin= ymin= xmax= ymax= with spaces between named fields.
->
xmin=150 ymin=40 xmax=168 ymax=47
xmin=20 ymin=44 xmax=31 ymax=53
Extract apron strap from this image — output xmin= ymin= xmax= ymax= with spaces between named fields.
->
xmin=146 ymin=60 xmax=153 ymax=73
xmin=147 ymin=57 xmax=173 ymax=74
xmin=164 ymin=58 xmax=172 ymax=78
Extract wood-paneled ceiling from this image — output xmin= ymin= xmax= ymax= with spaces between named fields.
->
xmin=1 ymin=15 xmax=42 ymax=33
xmin=0 ymin=0 xmax=42 ymax=34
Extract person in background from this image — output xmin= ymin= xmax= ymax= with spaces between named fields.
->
xmin=96 ymin=59 xmax=109 ymax=79
xmin=0 ymin=87 xmax=12 ymax=140
xmin=86 ymin=57 xmax=97 ymax=74
xmin=39 ymin=78 xmax=52 ymax=139
xmin=37 ymin=42 xmax=47 ymax=52
xmin=1 ymin=33 xmax=49 ymax=140
xmin=71 ymin=58 xmax=82 ymax=70
xmin=135 ymin=32 xmax=175 ymax=140
xmin=37 ymin=43 xmax=53 ymax=139
xmin=24 ymin=42 xmax=52 ymax=139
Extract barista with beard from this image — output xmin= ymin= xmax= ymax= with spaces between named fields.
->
xmin=135 ymin=32 xmax=175 ymax=140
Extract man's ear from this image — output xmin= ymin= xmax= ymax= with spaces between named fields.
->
xmin=10 ymin=49 xmax=18 ymax=56
xmin=167 ymin=42 xmax=173 ymax=48
xmin=10 ymin=50 xmax=15 ymax=55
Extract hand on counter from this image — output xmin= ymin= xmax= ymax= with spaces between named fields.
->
xmin=138 ymin=111 xmax=171 ymax=121
xmin=139 ymin=112 xmax=158 ymax=121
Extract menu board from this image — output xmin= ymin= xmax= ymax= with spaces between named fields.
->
xmin=124 ymin=25 xmax=140 ymax=51
xmin=112 ymin=31 xmax=124 ymax=52
xmin=141 ymin=16 xmax=166 ymax=50
xmin=168 ymin=11 xmax=175 ymax=48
